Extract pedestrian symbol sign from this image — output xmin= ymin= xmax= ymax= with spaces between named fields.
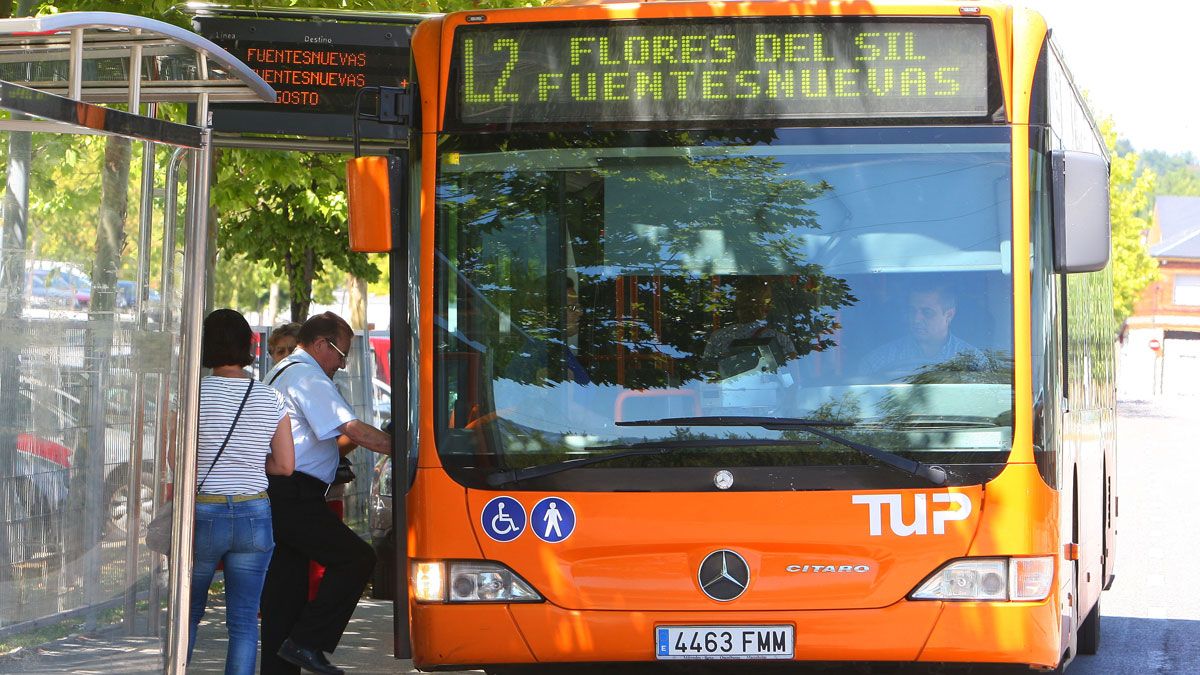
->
xmin=481 ymin=496 xmax=526 ymax=542
xmin=531 ymin=497 xmax=576 ymax=543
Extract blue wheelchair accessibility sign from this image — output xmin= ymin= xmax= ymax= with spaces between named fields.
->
xmin=481 ymin=496 xmax=526 ymax=542
xmin=531 ymin=497 xmax=576 ymax=543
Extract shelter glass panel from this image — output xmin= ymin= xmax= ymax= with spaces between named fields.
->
xmin=0 ymin=128 xmax=190 ymax=669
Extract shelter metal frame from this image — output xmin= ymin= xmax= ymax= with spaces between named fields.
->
xmin=0 ymin=11 xmax=273 ymax=673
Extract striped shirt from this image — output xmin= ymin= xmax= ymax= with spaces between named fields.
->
xmin=197 ymin=375 xmax=286 ymax=495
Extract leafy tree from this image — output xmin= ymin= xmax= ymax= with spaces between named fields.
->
xmin=1155 ymin=167 xmax=1200 ymax=197
xmin=443 ymin=131 xmax=858 ymax=390
xmin=1140 ymin=149 xmax=1197 ymax=177
xmin=1140 ymin=149 xmax=1200 ymax=197
xmin=1104 ymin=119 xmax=1158 ymax=326
xmin=22 ymin=0 xmax=545 ymax=321
xmin=215 ymin=149 xmax=381 ymax=320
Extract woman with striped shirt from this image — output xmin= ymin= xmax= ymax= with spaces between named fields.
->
xmin=189 ymin=309 xmax=295 ymax=674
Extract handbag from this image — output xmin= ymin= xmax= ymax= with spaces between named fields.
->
xmin=332 ymin=456 xmax=356 ymax=485
xmin=146 ymin=379 xmax=255 ymax=555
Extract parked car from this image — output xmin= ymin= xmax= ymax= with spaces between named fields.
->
xmin=26 ymin=261 xmax=91 ymax=309
xmin=102 ymin=426 xmax=158 ymax=538
xmin=115 ymin=280 xmax=163 ymax=322
xmin=27 ymin=270 xmax=81 ymax=309
xmin=4 ymin=425 xmax=157 ymax=566
xmin=21 ymin=365 xmax=160 ymax=541
xmin=5 ymin=432 xmax=71 ymax=565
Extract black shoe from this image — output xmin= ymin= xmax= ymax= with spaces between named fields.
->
xmin=276 ymin=638 xmax=345 ymax=675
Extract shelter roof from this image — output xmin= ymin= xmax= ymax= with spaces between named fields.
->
xmin=0 ymin=11 xmax=273 ymax=104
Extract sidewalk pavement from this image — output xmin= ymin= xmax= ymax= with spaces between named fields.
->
xmin=189 ymin=597 xmax=440 ymax=674
xmin=0 ymin=596 xmax=479 ymax=674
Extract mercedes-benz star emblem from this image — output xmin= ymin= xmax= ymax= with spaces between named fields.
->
xmin=697 ymin=549 xmax=750 ymax=602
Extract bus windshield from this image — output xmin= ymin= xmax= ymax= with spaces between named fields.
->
xmin=435 ymin=126 xmax=1014 ymax=491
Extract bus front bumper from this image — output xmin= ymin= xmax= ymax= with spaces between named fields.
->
xmin=411 ymin=597 xmax=1061 ymax=670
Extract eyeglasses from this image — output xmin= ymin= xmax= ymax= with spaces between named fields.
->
xmin=325 ymin=338 xmax=348 ymax=361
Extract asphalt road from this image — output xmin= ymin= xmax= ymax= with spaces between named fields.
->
xmin=1065 ymin=398 xmax=1200 ymax=674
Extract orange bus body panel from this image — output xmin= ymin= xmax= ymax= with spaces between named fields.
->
xmin=412 ymin=603 xmax=535 ymax=666
xmin=411 ymin=600 xmax=1062 ymax=669
xmin=461 ymin=488 xmax=982 ymax=611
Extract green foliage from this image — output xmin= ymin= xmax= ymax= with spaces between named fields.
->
xmin=29 ymin=1 xmax=185 ymax=25
xmin=0 ymin=132 xmax=162 ymax=286
xmin=1104 ymin=119 xmax=1159 ymax=326
xmin=1140 ymin=149 xmax=1200 ymax=197
xmin=1140 ymin=149 xmax=1198 ymax=176
xmin=213 ymin=148 xmax=382 ymax=321
xmin=1155 ymin=166 xmax=1200 ymax=197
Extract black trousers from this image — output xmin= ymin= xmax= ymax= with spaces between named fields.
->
xmin=260 ymin=472 xmax=376 ymax=674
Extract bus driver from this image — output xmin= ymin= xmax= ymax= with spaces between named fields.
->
xmin=860 ymin=284 xmax=986 ymax=376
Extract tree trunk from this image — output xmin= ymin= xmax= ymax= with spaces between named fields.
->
xmin=291 ymin=245 xmax=315 ymax=322
xmin=266 ymin=281 xmax=280 ymax=327
xmin=78 ymin=136 xmax=132 ymax=629
xmin=348 ymin=273 xmax=368 ymax=331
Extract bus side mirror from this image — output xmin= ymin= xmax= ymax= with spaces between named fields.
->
xmin=1051 ymin=150 xmax=1110 ymax=273
xmin=347 ymin=155 xmax=392 ymax=252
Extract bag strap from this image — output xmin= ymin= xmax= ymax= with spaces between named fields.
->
xmin=267 ymin=360 xmax=300 ymax=386
xmin=198 ymin=379 xmax=254 ymax=493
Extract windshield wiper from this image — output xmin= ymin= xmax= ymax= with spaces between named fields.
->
xmin=616 ymin=415 xmax=948 ymax=486
xmin=485 ymin=438 xmax=816 ymax=487
xmin=616 ymin=416 xmax=854 ymax=430
xmin=859 ymin=415 xmax=1000 ymax=430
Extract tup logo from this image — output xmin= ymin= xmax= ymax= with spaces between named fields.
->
xmin=851 ymin=493 xmax=972 ymax=537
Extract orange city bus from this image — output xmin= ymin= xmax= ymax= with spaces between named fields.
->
xmin=364 ymin=1 xmax=1119 ymax=671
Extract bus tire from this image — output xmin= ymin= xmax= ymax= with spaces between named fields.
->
xmin=1078 ymin=597 xmax=1101 ymax=655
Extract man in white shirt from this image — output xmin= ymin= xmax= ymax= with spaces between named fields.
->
xmin=260 ymin=312 xmax=391 ymax=675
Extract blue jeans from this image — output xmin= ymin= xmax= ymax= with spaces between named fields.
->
xmin=188 ymin=496 xmax=275 ymax=675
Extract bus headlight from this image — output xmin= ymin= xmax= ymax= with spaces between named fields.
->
xmin=412 ymin=561 xmax=445 ymax=602
xmin=449 ymin=561 xmax=541 ymax=602
xmin=910 ymin=556 xmax=1055 ymax=602
xmin=411 ymin=560 xmax=542 ymax=603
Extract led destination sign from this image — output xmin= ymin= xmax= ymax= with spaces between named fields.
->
xmin=196 ymin=17 xmax=412 ymax=138
xmin=455 ymin=20 xmax=990 ymax=125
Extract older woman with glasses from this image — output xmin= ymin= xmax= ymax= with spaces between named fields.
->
xmin=267 ymin=321 xmax=301 ymax=366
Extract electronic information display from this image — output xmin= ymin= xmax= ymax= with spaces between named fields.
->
xmin=454 ymin=20 xmax=990 ymax=126
xmin=195 ymin=17 xmax=413 ymax=138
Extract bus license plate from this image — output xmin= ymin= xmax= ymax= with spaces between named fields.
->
xmin=655 ymin=625 xmax=794 ymax=660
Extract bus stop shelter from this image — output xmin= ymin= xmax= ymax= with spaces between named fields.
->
xmin=0 ymin=11 xmax=273 ymax=672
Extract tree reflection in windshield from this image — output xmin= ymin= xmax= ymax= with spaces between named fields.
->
xmin=442 ymin=132 xmax=857 ymax=391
